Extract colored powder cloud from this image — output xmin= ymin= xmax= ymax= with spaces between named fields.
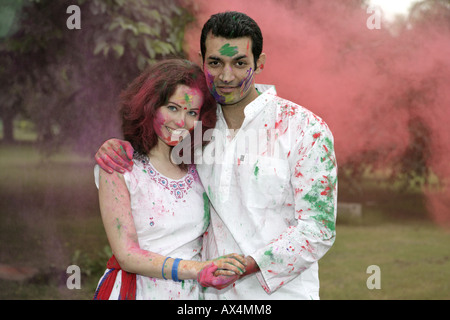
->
xmin=184 ymin=0 xmax=450 ymax=226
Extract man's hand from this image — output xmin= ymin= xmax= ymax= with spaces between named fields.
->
xmin=95 ymin=139 xmax=134 ymax=174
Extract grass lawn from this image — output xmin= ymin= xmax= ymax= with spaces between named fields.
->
xmin=319 ymin=223 xmax=450 ymax=299
xmin=0 ymin=143 xmax=449 ymax=299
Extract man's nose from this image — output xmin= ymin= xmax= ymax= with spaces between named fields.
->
xmin=220 ymin=66 xmax=235 ymax=83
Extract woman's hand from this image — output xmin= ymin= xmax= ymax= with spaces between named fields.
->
xmin=197 ymin=263 xmax=239 ymax=290
xmin=197 ymin=253 xmax=246 ymax=290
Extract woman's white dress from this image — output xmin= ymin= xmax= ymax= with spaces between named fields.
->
xmin=94 ymin=155 xmax=209 ymax=299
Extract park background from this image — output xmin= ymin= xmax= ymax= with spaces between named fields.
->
xmin=0 ymin=0 xmax=449 ymax=299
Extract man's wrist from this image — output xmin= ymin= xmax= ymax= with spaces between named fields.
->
xmin=242 ymin=256 xmax=260 ymax=276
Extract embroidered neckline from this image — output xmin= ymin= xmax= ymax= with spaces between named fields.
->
xmin=134 ymin=153 xmax=197 ymax=200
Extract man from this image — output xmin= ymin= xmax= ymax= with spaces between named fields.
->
xmin=96 ymin=11 xmax=337 ymax=299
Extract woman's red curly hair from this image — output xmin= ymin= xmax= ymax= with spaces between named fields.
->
xmin=119 ymin=59 xmax=217 ymax=163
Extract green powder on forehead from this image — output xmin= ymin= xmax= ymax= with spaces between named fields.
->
xmin=219 ymin=43 xmax=238 ymax=57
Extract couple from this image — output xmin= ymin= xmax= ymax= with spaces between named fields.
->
xmin=94 ymin=11 xmax=337 ymax=300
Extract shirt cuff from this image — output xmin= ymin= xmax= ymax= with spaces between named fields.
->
xmin=249 ymin=251 xmax=289 ymax=295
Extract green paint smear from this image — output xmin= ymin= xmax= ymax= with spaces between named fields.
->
xmin=264 ymin=248 xmax=274 ymax=259
xmin=184 ymin=93 xmax=191 ymax=104
xmin=219 ymin=43 xmax=238 ymax=57
xmin=321 ymin=136 xmax=336 ymax=171
xmin=259 ymin=247 xmax=283 ymax=269
xmin=302 ymin=175 xmax=336 ymax=232
xmin=202 ymin=192 xmax=211 ymax=229
xmin=115 ymin=218 xmax=122 ymax=237
xmin=207 ymin=185 xmax=215 ymax=203
xmin=254 ymin=161 xmax=259 ymax=178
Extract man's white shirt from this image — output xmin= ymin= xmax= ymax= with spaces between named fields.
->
xmin=196 ymin=85 xmax=337 ymax=299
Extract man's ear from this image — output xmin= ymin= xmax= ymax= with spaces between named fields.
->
xmin=254 ymin=53 xmax=266 ymax=75
xmin=198 ymin=51 xmax=204 ymax=70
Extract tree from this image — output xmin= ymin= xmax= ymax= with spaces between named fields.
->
xmin=0 ymin=0 xmax=195 ymax=154
xmin=0 ymin=0 xmax=39 ymax=143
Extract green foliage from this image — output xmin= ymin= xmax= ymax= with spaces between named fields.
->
xmin=71 ymin=246 xmax=113 ymax=277
xmin=0 ymin=0 xmax=195 ymax=154
xmin=87 ymin=0 xmax=194 ymax=70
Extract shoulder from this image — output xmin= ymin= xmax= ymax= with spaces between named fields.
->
xmin=271 ymin=95 xmax=333 ymax=135
xmin=95 ymin=164 xmax=125 ymax=189
xmin=98 ymin=166 xmax=126 ymax=184
xmin=96 ymin=167 xmax=130 ymax=202
xmin=121 ymin=158 xmax=148 ymax=193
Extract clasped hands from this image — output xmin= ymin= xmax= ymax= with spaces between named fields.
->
xmin=197 ymin=254 xmax=259 ymax=290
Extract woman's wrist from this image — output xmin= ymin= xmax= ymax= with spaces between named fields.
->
xmin=176 ymin=260 xmax=209 ymax=280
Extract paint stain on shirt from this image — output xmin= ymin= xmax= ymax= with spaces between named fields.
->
xmin=254 ymin=161 xmax=260 ymax=178
xmin=302 ymin=175 xmax=336 ymax=232
xmin=202 ymin=192 xmax=211 ymax=229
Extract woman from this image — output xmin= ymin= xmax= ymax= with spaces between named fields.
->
xmin=94 ymin=59 xmax=245 ymax=300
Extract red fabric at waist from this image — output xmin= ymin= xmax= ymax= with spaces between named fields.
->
xmin=93 ymin=255 xmax=136 ymax=300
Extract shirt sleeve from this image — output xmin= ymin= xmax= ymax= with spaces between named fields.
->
xmin=250 ymin=115 xmax=338 ymax=294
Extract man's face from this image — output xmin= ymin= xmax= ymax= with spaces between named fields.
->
xmin=202 ymin=33 xmax=263 ymax=106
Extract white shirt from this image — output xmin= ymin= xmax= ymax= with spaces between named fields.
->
xmin=196 ymin=85 xmax=337 ymax=299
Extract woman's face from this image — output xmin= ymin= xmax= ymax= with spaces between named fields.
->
xmin=153 ymin=85 xmax=204 ymax=147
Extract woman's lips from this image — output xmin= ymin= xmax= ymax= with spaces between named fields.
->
xmin=166 ymin=127 xmax=189 ymax=142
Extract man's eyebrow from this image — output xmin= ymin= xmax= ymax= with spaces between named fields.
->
xmin=207 ymin=56 xmax=222 ymax=61
xmin=233 ymin=54 xmax=248 ymax=61
xmin=207 ymin=54 xmax=249 ymax=61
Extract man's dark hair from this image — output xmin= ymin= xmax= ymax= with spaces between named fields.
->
xmin=200 ymin=11 xmax=263 ymax=68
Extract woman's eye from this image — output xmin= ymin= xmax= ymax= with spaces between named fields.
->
xmin=167 ymin=105 xmax=178 ymax=112
xmin=188 ymin=111 xmax=198 ymax=117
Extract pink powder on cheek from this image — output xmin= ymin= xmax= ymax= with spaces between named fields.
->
xmin=154 ymin=109 xmax=178 ymax=146
xmin=153 ymin=110 xmax=166 ymax=137
xmin=175 ymin=119 xmax=185 ymax=128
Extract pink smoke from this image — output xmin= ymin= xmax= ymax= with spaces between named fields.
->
xmin=184 ymin=0 xmax=450 ymax=226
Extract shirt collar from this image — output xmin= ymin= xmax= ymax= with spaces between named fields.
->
xmin=243 ymin=84 xmax=277 ymax=121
